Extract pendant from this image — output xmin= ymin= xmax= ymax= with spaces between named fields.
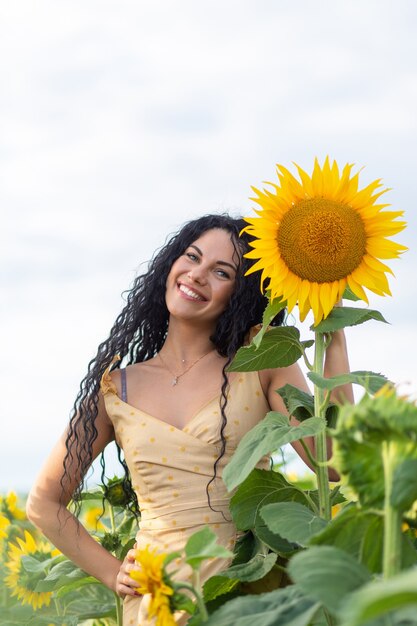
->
xmin=172 ymin=377 xmax=178 ymax=386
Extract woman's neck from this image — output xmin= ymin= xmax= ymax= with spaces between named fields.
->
xmin=160 ymin=318 xmax=215 ymax=363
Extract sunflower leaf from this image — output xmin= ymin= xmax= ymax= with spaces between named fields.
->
xmin=312 ymin=306 xmax=388 ymax=332
xmin=203 ymin=585 xmax=320 ymax=626
xmin=308 ymin=370 xmax=390 ymax=394
xmin=223 ymin=414 xmax=325 ymax=491
xmin=338 ymin=567 xmax=417 ymax=626
xmin=219 ymin=553 xmax=278 ymax=582
xmin=288 ymin=546 xmax=372 ymax=615
xmin=260 ymin=502 xmax=328 ymax=546
xmin=275 ymin=384 xmax=314 ymax=421
xmin=342 ymin=285 xmax=361 ymax=301
xmin=203 ymin=575 xmax=240 ymax=602
xmin=228 ymin=327 xmax=304 ymax=371
xmin=252 ymin=297 xmax=287 ymax=349
xmin=185 ymin=526 xmax=233 ymax=570
xmin=229 ymin=469 xmax=308 ymax=530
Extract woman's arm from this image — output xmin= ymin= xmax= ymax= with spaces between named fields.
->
xmin=26 ymin=393 xmax=138 ymax=596
xmin=261 ymin=325 xmax=353 ymax=479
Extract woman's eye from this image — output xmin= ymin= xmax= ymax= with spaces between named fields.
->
xmin=186 ymin=252 xmax=198 ymax=261
xmin=215 ymin=269 xmax=230 ymax=279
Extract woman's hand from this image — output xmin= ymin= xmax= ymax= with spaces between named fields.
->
xmin=115 ymin=548 xmax=142 ymax=599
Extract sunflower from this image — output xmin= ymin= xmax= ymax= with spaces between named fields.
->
xmin=0 ymin=491 xmax=26 ymax=521
xmin=83 ymin=505 xmax=107 ymax=532
xmin=5 ymin=530 xmax=60 ymax=610
xmin=131 ymin=545 xmax=175 ymax=625
xmin=0 ymin=513 xmax=10 ymax=540
xmin=243 ymin=158 xmax=407 ymax=324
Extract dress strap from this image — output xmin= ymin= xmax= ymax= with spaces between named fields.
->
xmin=121 ymin=368 xmax=128 ymax=403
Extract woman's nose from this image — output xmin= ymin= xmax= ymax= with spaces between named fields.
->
xmin=187 ymin=266 xmax=207 ymax=284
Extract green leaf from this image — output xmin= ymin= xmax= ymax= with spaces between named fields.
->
xmin=391 ymin=459 xmax=417 ymax=511
xmin=288 ymin=545 xmax=372 ymax=614
xmin=35 ymin=560 xmax=91 ymax=591
xmin=261 ymin=502 xmax=328 ymax=546
xmin=223 ymin=413 xmax=325 ymax=491
xmin=313 ymin=306 xmax=388 ymax=332
xmin=333 ymin=393 xmax=417 ymax=509
xmin=220 ymin=553 xmax=277 ymax=582
xmin=339 ymin=567 xmax=417 ymax=626
xmin=254 ymin=519 xmax=297 ymax=555
xmin=230 ymin=469 xmax=314 ymax=530
xmin=310 ymin=504 xmax=385 ymax=573
xmin=308 ymin=370 xmax=390 ymax=394
xmin=228 ymin=327 xmax=304 ymax=372
xmin=343 ymin=285 xmax=362 ymax=302
xmin=203 ymin=585 xmax=320 ymax=626
xmin=252 ymin=297 xmax=286 ymax=349
xmin=229 ymin=469 xmax=311 ymax=555
xmin=275 ymin=384 xmax=314 ymax=421
xmin=203 ymin=575 xmax=240 ymax=602
xmin=185 ymin=526 xmax=233 ymax=570
xmin=231 ymin=531 xmax=260 ymax=565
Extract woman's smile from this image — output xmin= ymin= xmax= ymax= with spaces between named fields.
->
xmin=177 ymin=281 xmax=208 ymax=302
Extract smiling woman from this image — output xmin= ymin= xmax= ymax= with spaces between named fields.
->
xmin=25 ymin=213 xmax=353 ymax=626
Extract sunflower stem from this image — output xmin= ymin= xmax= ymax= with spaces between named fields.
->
xmin=382 ymin=442 xmax=402 ymax=578
xmin=177 ymin=578 xmax=209 ymax=621
xmin=300 ymin=346 xmax=314 ymax=371
xmin=313 ymin=331 xmax=331 ymax=521
xmin=191 ymin=569 xmax=209 ymax=621
xmin=299 ymin=438 xmax=319 ymax=470
xmin=109 ymin=502 xmax=116 ymax=533
xmin=114 ymin=591 xmax=123 ymax=626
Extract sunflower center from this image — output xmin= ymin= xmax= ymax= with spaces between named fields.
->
xmin=277 ymin=198 xmax=367 ymax=282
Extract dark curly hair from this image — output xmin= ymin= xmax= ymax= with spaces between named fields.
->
xmin=62 ymin=214 xmax=285 ymax=515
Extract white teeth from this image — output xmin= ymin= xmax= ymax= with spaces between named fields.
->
xmin=179 ymin=284 xmax=204 ymax=300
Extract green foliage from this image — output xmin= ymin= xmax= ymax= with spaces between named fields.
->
xmin=251 ymin=295 xmax=286 ymax=349
xmin=184 ymin=526 xmax=233 ymax=570
xmin=339 ymin=567 xmax=417 ymax=626
xmin=312 ymin=306 xmax=388 ymax=333
xmin=308 ymin=370 xmax=390 ymax=395
xmin=288 ymin=545 xmax=372 ymax=615
xmin=261 ymin=502 xmax=328 ymax=546
xmin=227 ymin=327 xmax=307 ymax=371
xmin=333 ymin=392 xmax=417 ymax=509
xmin=203 ymin=585 xmax=320 ymax=626
xmin=223 ymin=413 xmax=325 ymax=491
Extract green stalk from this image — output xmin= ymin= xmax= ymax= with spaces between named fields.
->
xmin=114 ymin=592 xmax=123 ymax=626
xmin=313 ymin=331 xmax=331 ymax=521
xmin=108 ymin=503 xmax=124 ymax=625
xmin=382 ymin=442 xmax=402 ymax=578
xmin=191 ymin=569 xmax=209 ymax=621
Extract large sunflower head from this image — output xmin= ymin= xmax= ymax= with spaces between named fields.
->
xmin=243 ymin=158 xmax=407 ymax=324
xmin=5 ymin=530 xmax=60 ymax=610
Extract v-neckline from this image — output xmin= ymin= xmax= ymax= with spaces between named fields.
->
xmin=112 ymin=374 xmax=240 ymax=433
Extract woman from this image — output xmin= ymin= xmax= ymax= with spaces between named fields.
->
xmin=27 ymin=214 xmax=353 ymax=625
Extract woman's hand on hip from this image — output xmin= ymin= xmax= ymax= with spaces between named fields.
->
xmin=115 ymin=548 xmax=142 ymax=599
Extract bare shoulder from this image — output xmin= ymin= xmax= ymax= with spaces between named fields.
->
xmin=109 ymin=359 xmax=158 ymax=396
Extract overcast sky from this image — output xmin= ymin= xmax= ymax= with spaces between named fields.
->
xmin=1 ymin=0 xmax=416 ymax=492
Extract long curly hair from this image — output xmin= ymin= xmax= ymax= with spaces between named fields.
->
xmin=62 ymin=214 xmax=284 ymax=514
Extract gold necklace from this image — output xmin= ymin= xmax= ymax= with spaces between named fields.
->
xmin=158 ymin=349 xmax=214 ymax=386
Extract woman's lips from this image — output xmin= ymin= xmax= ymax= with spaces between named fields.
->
xmin=177 ymin=282 xmax=207 ymax=302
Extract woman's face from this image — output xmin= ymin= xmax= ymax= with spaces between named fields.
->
xmin=165 ymin=228 xmax=239 ymax=327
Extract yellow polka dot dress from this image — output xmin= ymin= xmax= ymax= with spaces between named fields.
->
xmin=101 ymin=366 xmax=270 ymax=625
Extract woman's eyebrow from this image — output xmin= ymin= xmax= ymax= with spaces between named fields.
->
xmin=189 ymin=244 xmax=238 ymax=272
